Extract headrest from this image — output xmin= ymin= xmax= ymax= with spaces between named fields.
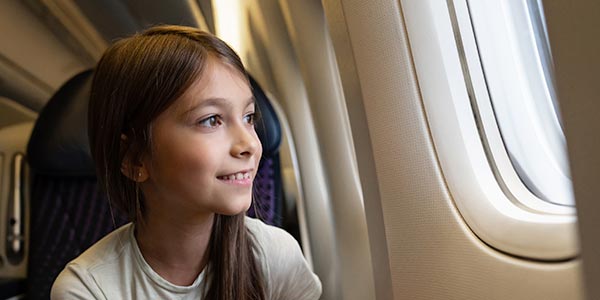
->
xmin=27 ymin=70 xmax=95 ymax=176
xmin=27 ymin=71 xmax=281 ymax=177
xmin=251 ymin=75 xmax=281 ymax=156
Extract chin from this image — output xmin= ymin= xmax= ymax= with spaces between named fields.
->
xmin=216 ymin=195 xmax=252 ymax=216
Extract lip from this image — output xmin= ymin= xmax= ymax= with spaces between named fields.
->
xmin=217 ymin=168 xmax=254 ymax=177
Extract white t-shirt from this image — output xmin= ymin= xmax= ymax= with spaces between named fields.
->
xmin=51 ymin=217 xmax=321 ymax=299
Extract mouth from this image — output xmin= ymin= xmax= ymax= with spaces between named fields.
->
xmin=216 ymin=169 xmax=254 ymax=185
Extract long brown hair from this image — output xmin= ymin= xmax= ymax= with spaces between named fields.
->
xmin=88 ymin=25 xmax=266 ymax=300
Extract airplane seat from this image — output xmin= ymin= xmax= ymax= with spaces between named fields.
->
xmin=247 ymin=75 xmax=284 ymax=227
xmin=24 ymin=70 xmax=285 ymax=299
xmin=25 ymin=70 xmax=127 ymax=300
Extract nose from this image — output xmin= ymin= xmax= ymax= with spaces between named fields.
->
xmin=230 ymin=123 xmax=261 ymax=159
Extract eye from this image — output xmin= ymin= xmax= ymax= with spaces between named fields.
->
xmin=198 ymin=115 xmax=223 ymax=128
xmin=243 ymin=112 xmax=255 ymax=126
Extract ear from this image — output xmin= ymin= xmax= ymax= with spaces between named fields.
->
xmin=120 ymin=134 xmax=149 ymax=183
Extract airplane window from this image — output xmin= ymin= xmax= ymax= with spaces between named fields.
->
xmin=468 ymin=0 xmax=574 ymax=207
xmin=403 ymin=0 xmax=578 ymax=260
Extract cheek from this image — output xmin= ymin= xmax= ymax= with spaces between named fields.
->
xmin=153 ymin=140 xmax=220 ymax=179
xmin=179 ymin=144 xmax=222 ymax=175
xmin=254 ymin=135 xmax=263 ymax=162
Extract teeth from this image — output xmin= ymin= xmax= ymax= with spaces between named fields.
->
xmin=220 ymin=172 xmax=251 ymax=180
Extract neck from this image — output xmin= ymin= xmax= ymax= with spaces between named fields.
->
xmin=135 ymin=212 xmax=214 ymax=286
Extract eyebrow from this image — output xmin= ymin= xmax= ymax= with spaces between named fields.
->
xmin=182 ymin=96 xmax=256 ymax=116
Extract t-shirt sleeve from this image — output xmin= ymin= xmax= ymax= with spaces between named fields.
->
xmin=51 ymin=263 xmax=104 ymax=300
xmin=259 ymin=225 xmax=322 ymax=300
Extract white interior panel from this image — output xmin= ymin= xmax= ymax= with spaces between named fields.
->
xmin=0 ymin=122 xmax=34 ymax=278
xmin=0 ymin=1 xmax=88 ymax=109
xmin=323 ymin=0 xmax=583 ymax=298
xmin=0 ymin=98 xmax=36 ymax=129
xmin=278 ymin=1 xmax=375 ymax=299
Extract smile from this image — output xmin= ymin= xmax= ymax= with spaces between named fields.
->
xmin=217 ymin=171 xmax=252 ymax=182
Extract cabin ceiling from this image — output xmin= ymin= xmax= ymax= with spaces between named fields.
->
xmin=24 ymin=0 xmax=215 ymax=62
xmin=0 ymin=0 xmax=215 ymax=111
xmin=73 ymin=0 xmax=215 ymax=41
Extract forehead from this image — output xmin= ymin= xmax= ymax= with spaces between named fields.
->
xmin=171 ymin=59 xmax=252 ymax=112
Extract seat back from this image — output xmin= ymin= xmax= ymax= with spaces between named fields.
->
xmin=25 ymin=70 xmax=284 ymax=299
xmin=26 ymin=70 xmax=126 ymax=300
xmin=247 ymin=75 xmax=283 ymax=227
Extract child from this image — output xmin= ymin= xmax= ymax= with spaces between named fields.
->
xmin=51 ymin=25 xmax=322 ymax=300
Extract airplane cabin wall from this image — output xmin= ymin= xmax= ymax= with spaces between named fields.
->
xmin=323 ymin=0 xmax=584 ymax=299
xmin=0 ymin=1 xmax=89 ymax=111
xmin=544 ymin=0 xmax=600 ymax=299
xmin=277 ymin=1 xmax=376 ymax=299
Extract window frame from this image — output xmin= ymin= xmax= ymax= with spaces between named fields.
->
xmin=467 ymin=0 xmax=574 ymax=208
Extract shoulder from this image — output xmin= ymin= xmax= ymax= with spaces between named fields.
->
xmin=51 ymin=223 xmax=133 ymax=299
xmin=245 ymin=217 xmax=305 ymax=272
xmin=245 ymin=216 xmax=298 ymax=253
xmin=245 ymin=217 xmax=322 ymax=300
xmin=51 ymin=262 xmax=103 ymax=299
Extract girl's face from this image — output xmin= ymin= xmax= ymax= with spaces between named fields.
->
xmin=139 ymin=59 xmax=262 ymax=220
